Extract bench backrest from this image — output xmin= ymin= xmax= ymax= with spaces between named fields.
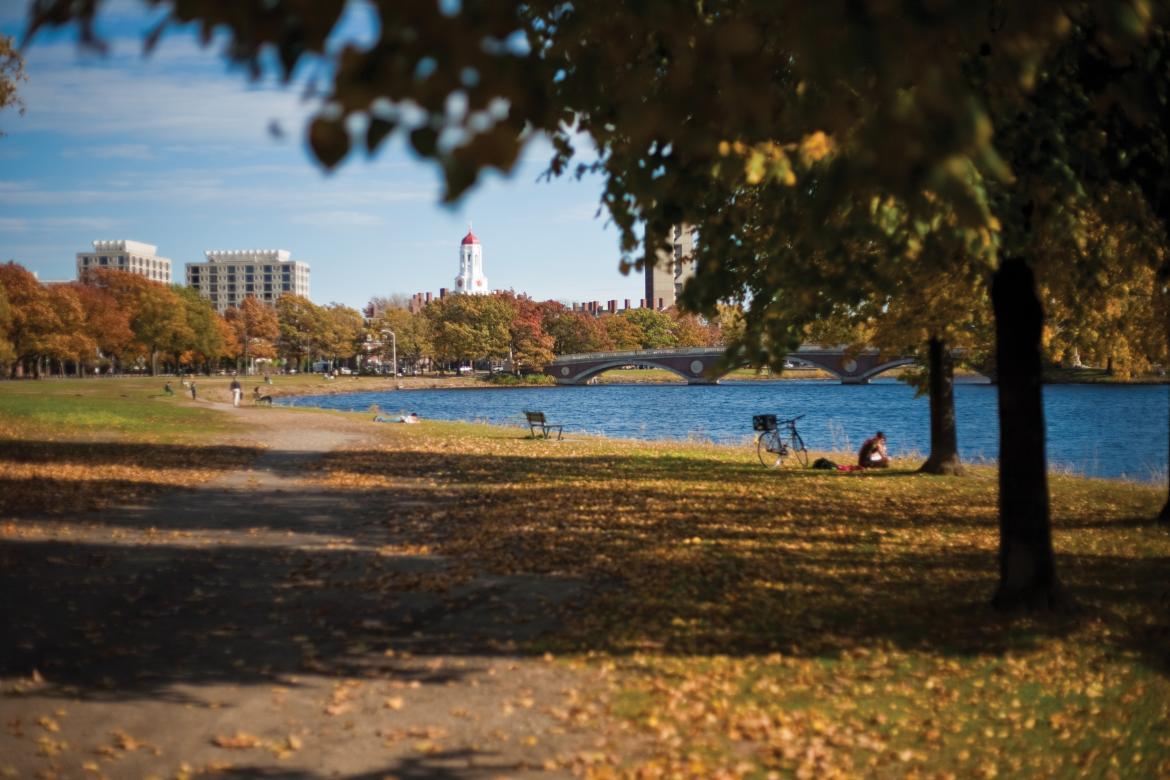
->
xmin=524 ymin=411 xmax=547 ymax=424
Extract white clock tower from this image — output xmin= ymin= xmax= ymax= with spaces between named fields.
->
xmin=454 ymin=225 xmax=490 ymax=295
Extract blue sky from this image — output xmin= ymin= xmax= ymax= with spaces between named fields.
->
xmin=0 ymin=0 xmax=643 ymax=309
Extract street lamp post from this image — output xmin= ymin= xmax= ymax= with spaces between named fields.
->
xmin=381 ymin=329 xmax=397 ymax=378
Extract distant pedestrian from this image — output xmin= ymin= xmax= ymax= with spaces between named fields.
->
xmin=230 ymin=377 xmax=242 ymax=407
xmin=189 ymin=381 xmax=197 ymax=400
xmin=164 ymin=381 xmax=174 ymax=396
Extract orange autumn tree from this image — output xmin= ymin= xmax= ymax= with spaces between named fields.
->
xmin=225 ymin=297 xmax=279 ymax=374
xmin=0 ymin=261 xmax=60 ymax=378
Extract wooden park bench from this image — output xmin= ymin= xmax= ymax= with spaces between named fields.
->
xmin=524 ymin=410 xmax=564 ymax=440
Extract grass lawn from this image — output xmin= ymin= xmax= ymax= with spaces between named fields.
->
xmin=2 ymin=377 xmax=1168 ymax=778
xmin=307 ymin=420 xmax=1169 ymax=778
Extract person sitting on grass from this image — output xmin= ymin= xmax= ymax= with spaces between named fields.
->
xmin=858 ymin=431 xmax=889 ymax=468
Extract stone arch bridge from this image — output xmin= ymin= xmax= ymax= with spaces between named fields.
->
xmin=545 ymin=345 xmax=918 ymax=385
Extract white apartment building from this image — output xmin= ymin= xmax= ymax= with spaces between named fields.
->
xmin=76 ymin=240 xmax=172 ymax=284
xmin=185 ymin=249 xmax=310 ymax=313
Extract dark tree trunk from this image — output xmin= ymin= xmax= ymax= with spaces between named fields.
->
xmin=919 ymin=336 xmax=963 ymax=475
xmin=990 ymin=257 xmax=1064 ymax=610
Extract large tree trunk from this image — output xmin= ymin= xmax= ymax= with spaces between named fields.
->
xmin=919 ymin=335 xmax=963 ymax=475
xmin=990 ymin=257 xmax=1064 ymax=610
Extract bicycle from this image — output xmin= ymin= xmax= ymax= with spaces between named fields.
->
xmin=752 ymin=413 xmax=809 ymax=468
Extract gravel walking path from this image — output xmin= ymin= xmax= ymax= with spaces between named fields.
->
xmin=1 ymin=404 xmax=614 ymax=779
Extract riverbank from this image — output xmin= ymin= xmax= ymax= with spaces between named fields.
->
xmin=2 ymin=376 xmax=1168 ymax=778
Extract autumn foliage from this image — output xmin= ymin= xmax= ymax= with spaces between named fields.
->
xmin=0 ymin=261 xmax=728 ymax=379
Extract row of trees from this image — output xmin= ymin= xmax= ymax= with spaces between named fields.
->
xmin=368 ymin=292 xmax=736 ymax=373
xmin=0 ymin=261 xmax=733 ymax=378
xmin=0 ymin=264 xmax=367 ymax=378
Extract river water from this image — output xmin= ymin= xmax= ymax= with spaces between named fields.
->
xmin=280 ymin=379 xmax=1168 ymax=482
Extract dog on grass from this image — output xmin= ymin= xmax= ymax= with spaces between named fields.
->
xmin=253 ymin=388 xmax=274 ymax=406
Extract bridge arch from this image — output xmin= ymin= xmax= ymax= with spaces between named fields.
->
xmin=570 ymin=359 xmax=702 ymax=385
xmin=546 ymin=345 xmax=935 ymax=385
xmin=855 ymin=357 xmax=919 ymax=382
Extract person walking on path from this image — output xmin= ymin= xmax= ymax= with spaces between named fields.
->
xmin=189 ymin=380 xmax=197 ymax=400
xmin=230 ymin=376 xmax=242 ymax=407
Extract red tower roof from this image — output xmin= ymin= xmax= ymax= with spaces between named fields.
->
xmin=461 ymin=230 xmax=479 ymax=245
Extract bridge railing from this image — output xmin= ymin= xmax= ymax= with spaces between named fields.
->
xmin=552 ymin=344 xmax=911 ymax=365
xmin=553 ymin=346 xmax=722 ymax=364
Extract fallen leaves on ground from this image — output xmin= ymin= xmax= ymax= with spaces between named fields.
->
xmin=307 ymin=425 xmax=1170 ymax=778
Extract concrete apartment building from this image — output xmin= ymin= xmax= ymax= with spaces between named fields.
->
xmin=185 ymin=249 xmax=310 ymax=313
xmin=76 ymin=240 xmax=172 ymax=284
xmin=644 ymin=224 xmax=696 ymax=309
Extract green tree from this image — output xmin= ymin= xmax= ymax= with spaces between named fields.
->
xmin=603 ymin=315 xmax=644 ymax=351
xmin=372 ymin=305 xmax=432 ymax=374
xmin=425 ymin=294 xmax=513 ymax=369
xmin=320 ymin=303 xmax=365 ymax=367
xmin=620 ymin=308 xmax=677 ymax=349
xmin=176 ymin=286 xmax=226 ymax=374
xmin=276 ymin=294 xmax=326 ymax=372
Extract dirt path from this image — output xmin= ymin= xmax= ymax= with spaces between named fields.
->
xmin=0 ymin=403 xmax=614 ymax=779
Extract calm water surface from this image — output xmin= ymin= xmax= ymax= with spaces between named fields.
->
xmin=281 ymin=379 xmax=1168 ymax=482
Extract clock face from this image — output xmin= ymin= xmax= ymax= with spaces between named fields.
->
xmin=456 ymin=278 xmax=463 ymax=286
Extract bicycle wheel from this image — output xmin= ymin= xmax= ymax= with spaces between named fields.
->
xmin=789 ymin=431 xmax=810 ymax=467
xmin=757 ymin=431 xmax=786 ymax=468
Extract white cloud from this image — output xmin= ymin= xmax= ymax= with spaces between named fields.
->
xmin=0 ymin=169 xmax=435 ymax=211
xmin=290 ymin=210 xmax=384 ymax=227
xmin=0 ymin=215 xmax=120 ymax=231
xmin=17 ymin=37 xmax=315 ymax=146
xmin=61 ymin=143 xmax=156 ymax=160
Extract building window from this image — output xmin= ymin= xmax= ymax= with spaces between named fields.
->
xmin=282 ymin=282 xmax=291 ymax=291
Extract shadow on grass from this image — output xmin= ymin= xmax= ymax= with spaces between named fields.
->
xmin=2 ymin=438 xmax=1166 ymax=706
xmin=210 ymin=749 xmax=519 ymax=779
